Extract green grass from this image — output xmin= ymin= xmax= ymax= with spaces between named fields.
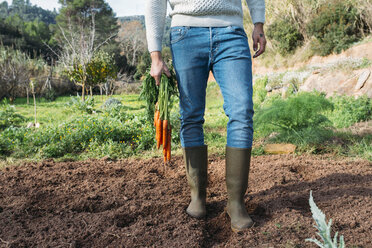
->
xmin=12 ymin=95 xmax=146 ymax=126
xmin=1 ymin=81 xmax=371 ymax=163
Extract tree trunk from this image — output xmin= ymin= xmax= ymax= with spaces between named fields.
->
xmin=33 ymin=92 xmax=37 ymax=125
xmin=90 ymin=86 xmax=93 ymax=97
xmin=82 ymin=82 xmax=85 ymax=102
xmin=26 ymin=87 xmax=29 ymax=105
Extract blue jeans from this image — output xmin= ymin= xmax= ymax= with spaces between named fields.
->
xmin=170 ymin=26 xmax=254 ymax=149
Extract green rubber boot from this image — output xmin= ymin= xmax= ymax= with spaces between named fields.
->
xmin=225 ymin=146 xmax=254 ymax=232
xmin=183 ymin=145 xmax=208 ymax=218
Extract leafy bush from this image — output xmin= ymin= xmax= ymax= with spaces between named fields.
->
xmin=327 ymin=95 xmax=372 ymax=128
xmin=254 ymin=92 xmax=334 ymax=137
xmin=306 ymin=191 xmax=345 ymax=248
xmin=102 ymin=98 xmax=122 ymax=109
xmin=307 ymin=1 xmax=365 ymax=55
xmin=44 ymin=88 xmax=57 ymax=102
xmin=0 ymin=102 xmax=25 ymax=131
xmin=267 ymin=18 xmax=304 ymax=55
xmin=66 ymin=96 xmax=95 ymax=114
xmin=253 ymin=76 xmax=268 ymax=106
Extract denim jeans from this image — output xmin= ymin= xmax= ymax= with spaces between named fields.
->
xmin=170 ymin=26 xmax=254 ymax=149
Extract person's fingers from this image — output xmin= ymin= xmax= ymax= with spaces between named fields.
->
xmin=163 ymin=64 xmax=171 ymax=77
xmin=154 ymin=75 xmax=161 ymax=86
xmin=253 ymin=37 xmax=266 ymax=58
xmin=253 ymin=35 xmax=259 ymax=52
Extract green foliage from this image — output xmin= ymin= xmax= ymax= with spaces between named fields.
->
xmin=0 ymin=101 xmax=25 ymax=130
xmin=0 ymin=0 xmax=57 ymax=24
xmin=86 ymin=51 xmax=117 ymax=88
xmin=44 ymin=88 xmax=57 ymax=102
xmin=66 ymin=96 xmax=95 ymax=114
xmin=140 ymin=72 xmax=159 ymax=121
xmin=254 ymin=92 xmax=334 ymax=137
xmin=55 ymin=0 xmax=118 ymax=46
xmin=327 ymin=95 xmax=372 ymax=128
xmin=102 ymin=98 xmax=122 ymax=109
xmin=267 ymin=18 xmax=304 ymax=55
xmin=0 ymin=109 xmax=157 ymax=159
xmin=134 ymin=51 xmax=151 ymax=81
xmin=271 ymin=127 xmax=335 ymax=152
xmin=307 ymin=1 xmax=365 ymax=55
xmin=253 ymin=76 xmax=268 ymax=106
xmin=0 ymin=10 xmax=54 ymax=58
xmin=306 ymin=191 xmax=346 ymax=248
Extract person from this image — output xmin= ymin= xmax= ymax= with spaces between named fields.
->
xmin=145 ymin=0 xmax=266 ymax=232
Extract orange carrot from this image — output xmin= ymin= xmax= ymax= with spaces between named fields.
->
xmin=166 ymin=125 xmax=172 ymax=162
xmin=156 ymin=119 xmax=162 ymax=149
xmin=154 ymin=110 xmax=159 ymax=127
xmin=162 ymin=120 xmax=168 ymax=149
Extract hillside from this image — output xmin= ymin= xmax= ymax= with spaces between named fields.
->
xmin=252 ymin=40 xmax=372 ymax=98
xmin=118 ymin=15 xmax=171 ymax=47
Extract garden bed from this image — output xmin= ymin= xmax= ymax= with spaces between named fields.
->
xmin=0 ymin=155 xmax=371 ymax=247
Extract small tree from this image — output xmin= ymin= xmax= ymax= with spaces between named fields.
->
xmin=52 ymin=1 xmax=117 ymax=101
xmin=86 ymin=51 xmax=117 ymax=97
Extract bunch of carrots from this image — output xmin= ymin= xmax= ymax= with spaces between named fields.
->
xmin=154 ymin=104 xmax=171 ymax=163
xmin=141 ymin=71 xmax=178 ymax=163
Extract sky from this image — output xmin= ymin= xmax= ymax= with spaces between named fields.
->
xmin=4 ymin=0 xmax=146 ymax=16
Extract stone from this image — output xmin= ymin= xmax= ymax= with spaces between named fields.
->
xmin=355 ymin=70 xmax=371 ymax=90
xmin=281 ymin=86 xmax=289 ymax=98
xmin=264 ymin=144 xmax=297 ymax=155
xmin=265 ymin=85 xmax=272 ymax=92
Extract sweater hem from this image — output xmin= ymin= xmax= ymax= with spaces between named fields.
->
xmin=171 ymin=14 xmax=244 ymax=28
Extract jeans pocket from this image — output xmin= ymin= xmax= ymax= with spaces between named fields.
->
xmin=170 ymin=26 xmax=190 ymax=44
xmin=228 ymin=25 xmax=247 ymax=38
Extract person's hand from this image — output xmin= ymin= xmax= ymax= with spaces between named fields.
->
xmin=252 ymin=23 xmax=266 ymax=58
xmin=150 ymin=51 xmax=171 ymax=85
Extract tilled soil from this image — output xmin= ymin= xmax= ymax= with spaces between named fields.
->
xmin=0 ymin=155 xmax=371 ymax=247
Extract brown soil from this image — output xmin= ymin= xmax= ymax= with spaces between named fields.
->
xmin=0 ymin=155 xmax=371 ymax=247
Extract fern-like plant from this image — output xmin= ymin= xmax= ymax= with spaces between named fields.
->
xmin=306 ymin=191 xmax=346 ymax=248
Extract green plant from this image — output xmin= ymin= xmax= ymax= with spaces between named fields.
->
xmin=254 ymin=92 xmax=334 ymax=137
xmin=267 ymin=18 xmax=304 ymax=55
xmin=140 ymin=72 xmax=159 ymax=122
xmin=86 ymin=51 xmax=118 ymax=89
xmin=44 ymin=88 xmax=57 ymax=102
xmin=0 ymin=100 xmax=25 ymax=130
xmin=67 ymin=96 xmax=95 ymax=114
xmin=327 ymin=95 xmax=372 ymax=128
xmin=102 ymin=98 xmax=122 ymax=109
xmin=307 ymin=1 xmax=365 ymax=55
xmin=306 ymin=191 xmax=345 ymax=248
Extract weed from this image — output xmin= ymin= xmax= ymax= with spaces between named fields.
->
xmin=306 ymin=191 xmax=345 ymax=248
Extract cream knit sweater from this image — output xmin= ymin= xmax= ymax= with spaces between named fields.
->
xmin=145 ymin=0 xmax=265 ymax=52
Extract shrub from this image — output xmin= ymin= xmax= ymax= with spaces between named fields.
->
xmin=44 ymin=88 xmax=57 ymax=102
xmin=267 ymin=18 xmax=304 ymax=55
xmin=307 ymin=1 xmax=365 ymax=55
xmin=102 ymin=98 xmax=122 ymax=109
xmin=0 ymin=101 xmax=25 ymax=131
xmin=66 ymin=96 xmax=95 ymax=114
xmin=327 ymin=95 xmax=372 ymax=128
xmin=254 ymin=92 xmax=334 ymax=137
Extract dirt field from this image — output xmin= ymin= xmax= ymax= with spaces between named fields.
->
xmin=0 ymin=154 xmax=371 ymax=247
